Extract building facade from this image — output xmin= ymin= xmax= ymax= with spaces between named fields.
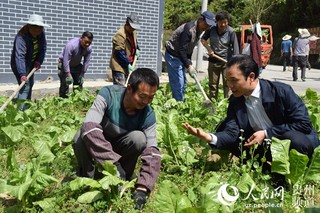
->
xmin=0 ymin=0 xmax=164 ymax=83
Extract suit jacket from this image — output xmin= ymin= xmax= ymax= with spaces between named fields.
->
xmin=215 ymin=79 xmax=319 ymax=149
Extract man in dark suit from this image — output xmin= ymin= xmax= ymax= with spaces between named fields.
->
xmin=183 ymin=54 xmax=319 ymax=167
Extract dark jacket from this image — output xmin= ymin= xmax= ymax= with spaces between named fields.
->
xmin=11 ymin=31 xmax=47 ymax=77
xmin=215 ymin=79 xmax=319 ymax=149
xmin=165 ymin=21 xmax=201 ymax=67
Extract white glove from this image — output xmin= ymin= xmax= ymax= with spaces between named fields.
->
xmin=187 ymin=65 xmax=197 ymax=76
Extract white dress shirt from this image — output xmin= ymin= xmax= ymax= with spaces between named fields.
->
xmin=209 ymin=80 xmax=273 ymax=146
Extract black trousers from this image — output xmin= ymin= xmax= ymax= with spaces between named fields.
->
xmin=72 ymin=130 xmax=147 ymax=180
xmin=58 ymin=62 xmax=83 ymax=98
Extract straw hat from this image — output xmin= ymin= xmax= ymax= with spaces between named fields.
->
xmin=298 ymin=28 xmax=310 ymax=38
xmin=308 ymin=35 xmax=320 ymax=41
xmin=22 ymin=14 xmax=50 ymax=27
xmin=282 ymin=34 xmax=292 ymax=40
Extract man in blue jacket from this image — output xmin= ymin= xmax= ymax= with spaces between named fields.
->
xmin=183 ymin=54 xmax=319 ymax=184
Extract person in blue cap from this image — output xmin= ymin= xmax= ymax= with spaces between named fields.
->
xmin=165 ymin=11 xmax=215 ymax=101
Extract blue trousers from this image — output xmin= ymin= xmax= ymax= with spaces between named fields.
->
xmin=165 ymin=51 xmax=187 ymax=102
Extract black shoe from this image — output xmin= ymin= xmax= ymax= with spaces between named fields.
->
xmin=302 ymin=79 xmax=306 ymax=81
xmin=271 ymin=173 xmax=289 ymax=189
xmin=293 ymin=79 xmax=297 ymax=81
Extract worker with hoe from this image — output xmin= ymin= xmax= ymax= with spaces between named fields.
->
xmin=110 ymin=13 xmax=141 ymax=86
xmin=10 ymin=14 xmax=50 ymax=111
xmin=165 ymin=10 xmax=215 ymax=101
xmin=72 ymin=68 xmax=161 ymax=210
xmin=201 ymin=10 xmax=239 ymax=100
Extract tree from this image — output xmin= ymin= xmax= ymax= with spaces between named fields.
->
xmin=164 ymin=0 xmax=202 ymax=30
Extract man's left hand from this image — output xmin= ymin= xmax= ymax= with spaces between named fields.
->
xmin=135 ymin=49 xmax=140 ymax=60
xmin=244 ymin=130 xmax=266 ymax=147
xmin=187 ymin=65 xmax=197 ymax=77
xmin=133 ymin=189 xmax=148 ymax=210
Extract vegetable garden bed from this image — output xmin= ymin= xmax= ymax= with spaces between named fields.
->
xmin=0 ymin=80 xmax=319 ymax=212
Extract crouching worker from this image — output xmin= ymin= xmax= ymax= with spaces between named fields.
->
xmin=73 ymin=68 xmax=161 ymax=210
xmin=182 ymin=54 xmax=320 ymax=186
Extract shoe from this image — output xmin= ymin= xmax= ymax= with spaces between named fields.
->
xmin=302 ymin=79 xmax=306 ymax=81
xmin=271 ymin=173 xmax=289 ymax=190
xmin=293 ymin=79 xmax=297 ymax=81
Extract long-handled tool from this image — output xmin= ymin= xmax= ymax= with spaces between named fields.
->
xmin=191 ymin=73 xmax=214 ymax=111
xmin=210 ymin=53 xmax=227 ymax=63
xmin=0 ymin=68 xmax=38 ymax=112
xmin=125 ymin=55 xmax=138 ymax=87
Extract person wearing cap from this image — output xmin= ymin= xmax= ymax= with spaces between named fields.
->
xmin=292 ymin=28 xmax=310 ymax=81
xmin=109 ymin=13 xmax=141 ymax=86
xmin=201 ymin=10 xmax=239 ymax=100
xmin=281 ymin=34 xmax=293 ymax=72
xmin=165 ymin=10 xmax=215 ymax=101
xmin=58 ymin=31 xmax=93 ymax=98
xmin=10 ymin=14 xmax=49 ymax=111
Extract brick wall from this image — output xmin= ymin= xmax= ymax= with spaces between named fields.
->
xmin=0 ymin=0 xmax=164 ymax=83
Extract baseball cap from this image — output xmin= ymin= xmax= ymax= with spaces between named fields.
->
xmin=127 ymin=13 xmax=141 ymax=30
xmin=201 ymin=11 xmax=215 ymax=26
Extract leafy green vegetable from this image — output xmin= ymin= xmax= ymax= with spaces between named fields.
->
xmin=270 ymin=138 xmax=291 ymax=175
xmin=287 ymin=149 xmax=308 ymax=185
xmin=304 ymin=146 xmax=320 ymax=182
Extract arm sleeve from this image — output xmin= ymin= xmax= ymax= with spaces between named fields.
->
xmin=201 ymin=29 xmax=210 ymax=40
xmin=36 ymin=32 xmax=47 ymax=64
xmin=81 ymin=93 xmax=122 ymax=164
xmin=136 ymin=146 xmax=161 ymax=192
xmin=113 ymin=32 xmax=130 ymax=68
xmin=14 ymin=36 xmax=27 ymax=76
xmin=178 ymin=24 xmax=193 ymax=67
xmin=82 ymin=47 xmax=92 ymax=73
xmin=214 ymin=104 xmax=241 ymax=149
xmin=266 ymin=87 xmax=314 ymax=138
xmin=231 ymin=31 xmax=240 ymax=55
xmin=115 ymin=49 xmax=130 ymax=68
xmin=62 ymin=43 xmax=73 ymax=73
